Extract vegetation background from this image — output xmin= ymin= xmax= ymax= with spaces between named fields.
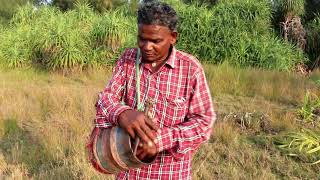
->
xmin=0 ymin=0 xmax=319 ymax=179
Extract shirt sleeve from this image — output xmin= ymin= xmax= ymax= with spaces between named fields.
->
xmin=94 ymin=49 xmax=133 ymax=128
xmin=155 ymin=68 xmax=216 ymax=159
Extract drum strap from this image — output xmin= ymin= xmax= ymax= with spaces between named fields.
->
xmin=135 ymin=48 xmax=144 ymax=111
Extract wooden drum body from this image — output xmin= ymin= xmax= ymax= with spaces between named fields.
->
xmin=92 ymin=126 xmax=156 ymax=174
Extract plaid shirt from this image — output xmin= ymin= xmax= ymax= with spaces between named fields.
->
xmin=87 ymin=47 xmax=215 ymax=180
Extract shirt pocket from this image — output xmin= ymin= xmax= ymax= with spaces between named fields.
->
xmin=157 ymin=96 xmax=187 ymax=127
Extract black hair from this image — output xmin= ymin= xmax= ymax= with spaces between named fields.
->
xmin=137 ymin=1 xmax=178 ymax=31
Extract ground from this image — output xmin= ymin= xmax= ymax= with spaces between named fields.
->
xmin=0 ymin=64 xmax=319 ymax=179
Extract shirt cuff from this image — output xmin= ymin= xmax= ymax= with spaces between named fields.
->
xmin=111 ymin=105 xmax=132 ymax=125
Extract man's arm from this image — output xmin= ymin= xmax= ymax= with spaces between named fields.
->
xmin=93 ymin=48 xmax=158 ymax=150
xmin=94 ymin=50 xmax=132 ymax=128
xmin=155 ymin=68 xmax=216 ymax=159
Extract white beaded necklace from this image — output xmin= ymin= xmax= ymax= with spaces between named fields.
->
xmin=151 ymin=62 xmax=157 ymax=67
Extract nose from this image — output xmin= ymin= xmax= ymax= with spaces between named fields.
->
xmin=143 ymin=41 xmax=152 ymax=51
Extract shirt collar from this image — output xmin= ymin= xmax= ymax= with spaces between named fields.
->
xmin=165 ymin=46 xmax=176 ymax=69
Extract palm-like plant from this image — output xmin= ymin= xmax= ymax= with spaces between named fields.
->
xmin=297 ymin=91 xmax=320 ymax=126
xmin=277 ymin=129 xmax=320 ymax=165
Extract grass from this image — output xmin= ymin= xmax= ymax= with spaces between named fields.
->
xmin=0 ymin=64 xmax=319 ymax=179
xmin=172 ymin=0 xmax=306 ymax=70
xmin=0 ymin=0 xmax=308 ymax=71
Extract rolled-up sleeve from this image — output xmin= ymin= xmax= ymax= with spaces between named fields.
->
xmin=94 ymin=50 xmax=133 ymax=128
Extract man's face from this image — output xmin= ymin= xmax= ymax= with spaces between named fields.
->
xmin=138 ymin=24 xmax=177 ymax=63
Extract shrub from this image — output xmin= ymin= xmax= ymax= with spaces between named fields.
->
xmin=173 ymin=0 xmax=306 ymax=70
xmin=297 ymin=91 xmax=320 ymax=125
xmin=272 ymin=0 xmax=305 ymax=17
xmin=0 ymin=3 xmax=136 ymax=70
xmin=306 ymin=15 xmax=320 ymax=69
xmin=0 ymin=0 xmax=309 ymax=71
xmin=89 ymin=9 xmax=136 ymax=65
xmin=276 ymin=129 xmax=320 ymax=165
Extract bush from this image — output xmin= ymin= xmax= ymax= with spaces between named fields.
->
xmin=272 ymin=0 xmax=305 ymax=17
xmin=0 ymin=0 xmax=309 ymax=71
xmin=173 ymin=0 xmax=306 ymax=70
xmin=297 ymin=91 xmax=320 ymax=125
xmin=0 ymin=3 xmax=136 ymax=70
xmin=89 ymin=9 xmax=136 ymax=65
xmin=306 ymin=15 xmax=320 ymax=68
xmin=276 ymin=129 xmax=320 ymax=165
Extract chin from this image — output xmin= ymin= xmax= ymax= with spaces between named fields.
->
xmin=143 ymin=56 xmax=156 ymax=62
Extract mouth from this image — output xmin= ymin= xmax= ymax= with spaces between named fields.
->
xmin=143 ymin=53 xmax=155 ymax=59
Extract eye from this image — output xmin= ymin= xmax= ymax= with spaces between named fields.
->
xmin=153 ymin=39 xmax=162 ymax=43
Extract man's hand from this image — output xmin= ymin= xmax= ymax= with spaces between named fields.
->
xmin=136 ymin=141 xmax=158 ymax=161
xmin=118 ymin=109 xmax=159 ymax=145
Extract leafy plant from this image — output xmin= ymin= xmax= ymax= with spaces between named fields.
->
xmin=297 ymin=91 xmax=320 ymax=125
xmin=273 ymin=0 xmax=305 ymax=17
xmin=172 ymin=0 xmax=306 ymax=70
xmin=306 ymin=15 xmax=320 ymax=69
xmin=0 ymin=3 xmax=136 ymax=71
xmin=276 ymin=129 xmax=320 ymax=164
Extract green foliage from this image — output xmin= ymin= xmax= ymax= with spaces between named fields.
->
xmin=89 ymin=9 xmax=136 ymax=64
xmin=0 ymin=3 xmax=136 ymax=70
xmin=173 ymin=0 xmax=305 ymax=70
xmin=306 ymin=15 xmax=320 ymax=67
xmin=0 ymin=26 xmax=33 ymax=68
xmin=0 ymin=0 xmax=33 ymax=22
xmin=50 ymin=0 xmax=131 ymax=13
xmin=297 ymin=91 xmax=320 ymax=125
xmin=305 ymin=0 xmax=320 ymax=21
xmin=276 ymin=129 xmax=320 ymax=165
xmin=182 ymin=0 xmax=218 ymax=7
xmin=0 ymin=0 xmax=310 ymax=71
xmin=273 ymin=0 xmax=305 ymax=17
xmin=88 ymin=0 xmax=128 ymax=12
xmin=51 ymin=0 xmax=77 ymax=11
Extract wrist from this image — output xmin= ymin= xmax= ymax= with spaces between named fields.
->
xmin=117 ymin=109 xmax=133 ymax=125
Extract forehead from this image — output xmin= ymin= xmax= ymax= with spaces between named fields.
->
xmin=138 ymin=24 xmax=171 ymax=38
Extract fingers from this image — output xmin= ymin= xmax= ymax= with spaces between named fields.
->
xmin=136 ymin=148 xmax=143 ymax=156
xmin=145 ymin=116 xmax=159 ymax=131
xmin=138 ymin=151 xmax=148 ymax=160
xmin=135 ymin=142 xmax=157 ymax=161
xmin=141 ymin=123 xmax=156 ymax=142
xmin=135 ymin=127 xmax=153 ymax=145
xmin=126 ymin=127 xmax=136 ymax=139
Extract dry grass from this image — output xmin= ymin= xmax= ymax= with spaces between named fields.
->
xmin=0 ymin=64 xmax=319 ymax=179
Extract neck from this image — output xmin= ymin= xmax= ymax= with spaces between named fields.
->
xmin=142 ymin=46 xmax=173 ymax=67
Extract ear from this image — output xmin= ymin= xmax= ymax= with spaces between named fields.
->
xmin=170 ymin=31 xmax=178 ymax=45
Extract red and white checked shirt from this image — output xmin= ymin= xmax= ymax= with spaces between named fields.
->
xmin=88 ymin=47 xmax=216 ymax=180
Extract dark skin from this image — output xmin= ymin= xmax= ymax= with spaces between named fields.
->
xmin=118 ymin=24 xmax=177 ymax=160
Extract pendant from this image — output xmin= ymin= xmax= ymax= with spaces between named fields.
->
xmin=151 ymin=62 xmax=157 ymax=67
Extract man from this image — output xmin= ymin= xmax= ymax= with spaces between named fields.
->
xmin=87 ymin=1 xmax=216 ymax=179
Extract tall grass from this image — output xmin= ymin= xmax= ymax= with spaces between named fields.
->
xmin=306 ymin=15 xmax=320 ymax=68
xmin=0 ymin=0 xmax=309 ymax=71
xmin=172 ymin=0 xmax=306 ymax=70
xmin=273 ymin=0 xmax=305 ymax=17
xmin=89 ymin=9 xmax=136 ymax=65
xmin=0 ymin=3 xmax=136 ymax=71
